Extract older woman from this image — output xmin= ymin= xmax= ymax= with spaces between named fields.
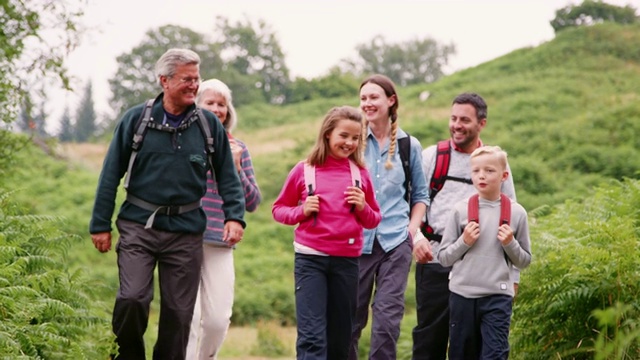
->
xmin=187 ymin=79 xmax=262 ymax=360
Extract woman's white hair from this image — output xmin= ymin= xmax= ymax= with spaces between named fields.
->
xmin=196 ymin=79 xmax=237 ymax=133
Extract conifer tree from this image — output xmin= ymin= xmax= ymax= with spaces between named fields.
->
xmin=58 ymin=106 xmax=74 ymax=142
xmin=74 ymin=81 xmax=97 ymax=142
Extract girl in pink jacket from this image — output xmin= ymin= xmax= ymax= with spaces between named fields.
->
xmin=273 ymin=105 xmax=381 ymax=360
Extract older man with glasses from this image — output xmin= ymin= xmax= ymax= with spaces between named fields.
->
xmin=89 ymin=48 xmax=245 ymax=360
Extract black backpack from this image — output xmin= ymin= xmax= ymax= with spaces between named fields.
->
xmin=123 ymin=99 xmax=215 ymax=189
xmin=398 ymin=135 xmax=411 ymax=203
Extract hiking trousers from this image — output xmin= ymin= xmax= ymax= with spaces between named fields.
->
xmin=112 ymin=219 xmax=203 ymax=360
xmin=349 ymin=238 xmax=412 ymax=360
xmin=186 ymin=245 xmax=235 ymax=360
xmin=412 ymin=262 xmax=451 ymax=360
xmin=448 ymin=293 xmax=512 ymax=360
xmin=294 ymin=253 xmax=359 ymax=360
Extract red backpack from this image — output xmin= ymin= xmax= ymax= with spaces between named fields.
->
xmin=420 ymin=140 xmax=473 ymax=241
xmin=467 ymin=193 xmax=512 ymax=264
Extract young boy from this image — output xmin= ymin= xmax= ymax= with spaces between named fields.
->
xmin=437 ymin=146 xmax=531 ymax=359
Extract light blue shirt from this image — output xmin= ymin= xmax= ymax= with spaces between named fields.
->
xmin=362 ymin=128 xmax=429 ymax=254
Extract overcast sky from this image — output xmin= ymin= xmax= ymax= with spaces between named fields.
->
xmin=48 ymin=0 xmax=639 ymax=132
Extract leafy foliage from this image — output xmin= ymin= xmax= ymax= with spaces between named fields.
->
xmin=551 ymin=0 xmax=638 ymax=33
xmin=0 ymin=0 xmax=83 ymax=177
xmin=286 ymin=69 xmax=360 ymax=104
xmin=592 ymin=303 xmax=640 ymax=360
xmin=510 ymin=179 xmax=640 ymax=359
xmin=0 ymin=191 xmax=115 ymax=358
xmin=216 ymin=16 xmax=291 ymax=104
xmin=341 ymin=35 xmax=456 ymax=86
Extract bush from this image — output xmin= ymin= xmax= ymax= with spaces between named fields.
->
xmin=511 ymin=178 xmax=640 ymax=359
xmin=0 ymin=191 xmax=115 ymax=359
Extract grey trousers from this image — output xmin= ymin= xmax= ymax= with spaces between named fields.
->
xmin=112 ymin=219 xmax=203 ymax=360
xmin=349 ymin=238 xmax=413 ymax=360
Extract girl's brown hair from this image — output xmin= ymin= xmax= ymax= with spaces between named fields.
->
xmin=360 ymin=74 xmax=399 ymax=169
xmin=307 ymin=106 xmax=366 ymax=168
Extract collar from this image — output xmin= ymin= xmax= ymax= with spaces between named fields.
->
xmin=366 ymin=126 xmax=409 ymax=140
xmin=451 ymin=138 xmax=484 ymax=154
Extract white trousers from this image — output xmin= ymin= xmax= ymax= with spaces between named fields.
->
xmin=186 ymin=245 xmax=235 ymax=360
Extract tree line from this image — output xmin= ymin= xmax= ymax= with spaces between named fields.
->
xmin=9 ymin=0 xmax=639 ymax=143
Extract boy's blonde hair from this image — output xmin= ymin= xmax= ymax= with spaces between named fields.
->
xmin=470 ymin=146 xmax=509 ymax=170
xmin=307 ymin=106 xmax=366 ymax=168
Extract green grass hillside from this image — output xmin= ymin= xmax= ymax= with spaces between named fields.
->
xmin=3 ymin=22 xmax=640 ymax=359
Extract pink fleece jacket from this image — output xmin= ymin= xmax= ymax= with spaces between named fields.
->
xmin=272 ymin=156 xmax=381 ymax=257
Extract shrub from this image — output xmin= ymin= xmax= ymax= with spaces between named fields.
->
xmin=0 ymin=190 xmax=115 ymax=359
xmin=511 ymin=178 xmax=640 ymax=359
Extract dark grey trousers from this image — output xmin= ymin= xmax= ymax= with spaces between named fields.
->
xmin=112 ymin=219 xmax=203 ymax=360
xmin=412 ymin=263 xmax=452 ymax=360
xmin=349 ymin=238 xmax=413 ymax=360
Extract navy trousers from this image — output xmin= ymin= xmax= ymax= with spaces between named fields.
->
xmin=294 ymin=253 xmax=359 ymax=360
xmin=448 ymin=292 xmax=512 ymax=360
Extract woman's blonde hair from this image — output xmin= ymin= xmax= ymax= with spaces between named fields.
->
xmin=196 ymin=79 xmax=237 ymax=133
xmin=359 ymin=74 xmax=399 ymax=169
xmin=307 ymin=106 xmax=366 ymax=168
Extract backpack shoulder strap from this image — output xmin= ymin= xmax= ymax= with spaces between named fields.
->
xmin=124 ymin=99 xmax=155 ymax=189
xmin=398 ymin=135 xmax=411 ymax=202
xmin=302 ymin=161 xmax=318 ymax=225
xmin=500 ymin=193 xmax=511 ymax=226
xmin=195 ymin=108 xmax=215 ymax=155
xmin=303 ymin=161 xmax=315 ymax=196
xmin=467 ymin=194 xmax=480 ymax=223
xmin=429 ymin=140 xmax=452 ymax=201
xmin=194 ymin=108 xmax=216 ymax=171
xmin=349 ymin=159 xmax=361 ymax=188
xmin=304 ymin=159 xmax=361 ymax=195
xmin=467 ymin=193 xmax=512 ymax=226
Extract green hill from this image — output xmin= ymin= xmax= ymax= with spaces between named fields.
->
xmin=3 ymin=21 xmax=640 ymax=359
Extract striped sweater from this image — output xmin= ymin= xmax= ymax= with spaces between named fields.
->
xmin=203 ymin=138 xmax=261 ymax=246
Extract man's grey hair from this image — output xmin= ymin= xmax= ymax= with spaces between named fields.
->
xmin=154 ymin=48 xmax=200 ymax=86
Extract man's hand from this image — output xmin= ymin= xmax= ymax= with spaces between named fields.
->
xmin=91 ymin=232 xmax=112 ymax=253
xmin=413 ymin=230 xmax=433 ymax=263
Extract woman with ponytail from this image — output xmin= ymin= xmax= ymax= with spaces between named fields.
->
xmin=348 ymin=74 xmax=430 ymax=360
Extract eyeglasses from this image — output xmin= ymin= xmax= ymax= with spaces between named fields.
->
xmin=174 ymin=77 xmax=201 ymax=86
